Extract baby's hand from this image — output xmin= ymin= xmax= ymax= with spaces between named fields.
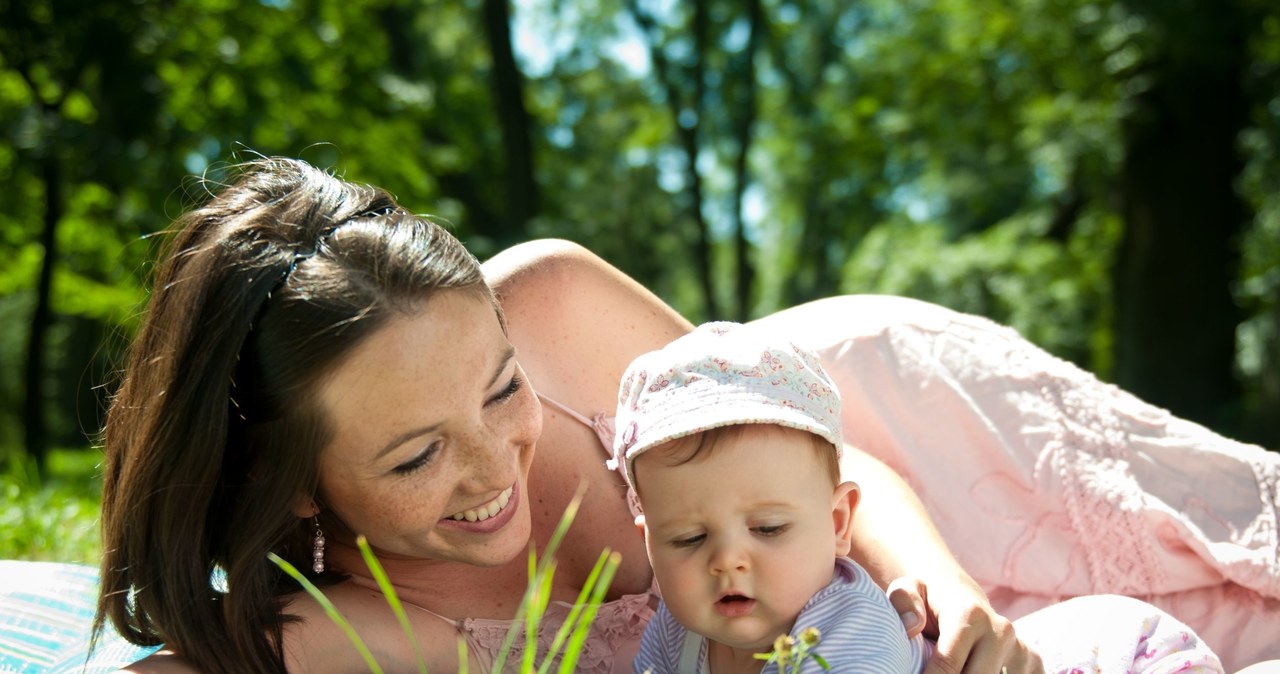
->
xmin=887 ymin=576 xmax=1045 ymax=674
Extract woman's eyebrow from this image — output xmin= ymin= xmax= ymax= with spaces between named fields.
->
xmin=374 ymin=423 xmax=442 ymax=461
xmin=372 ymin=347 xmax=517 ymax=462
xmin=487 ymin=346 xmax=517 ymax=390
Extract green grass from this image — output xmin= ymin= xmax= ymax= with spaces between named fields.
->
xmin=0 ymin=448 xmax=103 ymax=562
xmin=1 ymin=452 xmax=813 ymax=673
xmin=1 ymin=452 xmax=628 ymax=673
xmin=271 ymin=482 xmax=623 ymax=674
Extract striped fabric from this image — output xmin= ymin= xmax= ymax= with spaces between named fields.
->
xmin=634 ymin=557 xmax=931 ymax=674
xmin=0 ymin=561 xmax=159 ymax=674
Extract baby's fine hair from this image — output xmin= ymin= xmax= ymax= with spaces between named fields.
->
xmin=641 ymin=424 xmax=842 ymax=489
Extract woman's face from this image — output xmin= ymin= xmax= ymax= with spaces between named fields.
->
xmin=313 ymin=289 xmax=542 ymax=568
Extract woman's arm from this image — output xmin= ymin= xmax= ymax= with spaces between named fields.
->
xmin=113 ymin=651 xmax=200 ymax=673
xmin=845 ymin=448 xmax=1041 ymax=674
xmin=483 ymin=238 xmax=693 ymax=413
xmin=482 ymin=239 xmax=693 ymax=594
xmin=749 ymin=296 xmax=1044 ymax=674
xmin=484 ymin=245 xmax=1038 ymax=672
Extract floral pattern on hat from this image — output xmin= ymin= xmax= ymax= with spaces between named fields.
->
xmin=612 ymin=321 xmax=844 ymax=491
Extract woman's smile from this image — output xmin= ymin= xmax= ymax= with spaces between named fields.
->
xmin=315 ymin=289 xmax=541 ymax=567
xmin=439 ymin=483 xmax=520 ymax=533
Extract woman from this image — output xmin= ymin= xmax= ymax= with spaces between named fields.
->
xmin=94 ymin=158 xmax=1276 ymax=673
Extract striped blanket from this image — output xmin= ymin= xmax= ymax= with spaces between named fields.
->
xmin=0 ymin=561 xmax=159 ymax=674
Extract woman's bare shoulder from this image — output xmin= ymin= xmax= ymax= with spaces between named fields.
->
xmin=109 ymin=589 xmax=461 ymax=673
xmin=482 ymin=239 xmax=691 ymax=411
xmin=112 ymin=650 xmax=199 ymax=673
xmin=279 ymin=583 xmax=463 ymax=673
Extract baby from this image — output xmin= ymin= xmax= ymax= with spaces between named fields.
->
xmin=612 ymin=322 xmax=931 ymax=674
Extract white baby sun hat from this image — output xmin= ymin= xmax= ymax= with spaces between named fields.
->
xmin=610 ymin=321 xmax=843 ymax=491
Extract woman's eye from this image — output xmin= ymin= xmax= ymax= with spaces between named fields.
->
xmin=753 ymin=524 xmax=789 ymax=537
xmin=671 ymin=534 xmax=705 ymax=548
xmin=489 ymin=374 xmax=523 ymax=405
xmin=392 ymin=443 xmax=440 ymax=476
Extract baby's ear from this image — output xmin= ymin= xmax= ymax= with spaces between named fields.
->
xmin=634 ymin=514 xmax=647 ymax=542
xmin=831 ymin=481 xmax=860 ymax=556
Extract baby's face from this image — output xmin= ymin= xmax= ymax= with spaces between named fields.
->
xmin=634 ymin=425 xmax=855 ymax=653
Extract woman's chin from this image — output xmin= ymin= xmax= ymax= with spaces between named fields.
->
xmin=435 ymin=481 xmax=533 ymax=567
xmin=473 ymin=508 xmax=533 ymax=568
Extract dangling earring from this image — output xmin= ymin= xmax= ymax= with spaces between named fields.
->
xmin=312 ymin=516 xmax=326 ymax=574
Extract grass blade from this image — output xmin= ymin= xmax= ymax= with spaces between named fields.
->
xmin=556 ymin=551 xmax=620 ymax=674
xmin=523 ymin=556 xmax=557 ymax=672
xmin=491 ymin=547 xmax=539 ymax=672
xmin=491 ymin=481 xmax=588 ymax=673
xmin=356 ymin=535 xmax=428 ymax=674
xmin=538 ymin=548 xmax=610 ymax=674
xmin=536 ymin=482 xmax=586 ymax=575
xmin=268 ymin=552 xmax=384 ymax=674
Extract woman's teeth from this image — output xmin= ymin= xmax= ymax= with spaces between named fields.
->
xmin=448 ymin=487 xmax=513 ymax=522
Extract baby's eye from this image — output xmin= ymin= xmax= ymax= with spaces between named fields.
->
xmin=670 ymin=533 xmax=706 ymax=548
xmin=752 ymin=524 xmax=789 ymax=537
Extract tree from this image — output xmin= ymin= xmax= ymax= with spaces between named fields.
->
xmin=726 ymin=0 xmax=763 ymax=321
xmin=626 ymin=0 xmax=719 ymax=319
xmin=482 ymin=0 xmax=540 ymax=230
xmin=1112 ymin=0 xmax=1250 ymax=429
xmin=0 ymin=0 xmax=165 ymax=468
xmin=1 ymin=0 xmax=1277 ymax=460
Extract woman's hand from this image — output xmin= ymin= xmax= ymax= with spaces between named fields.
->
xmin=887 ymin=577 xmax=1044 ymax=674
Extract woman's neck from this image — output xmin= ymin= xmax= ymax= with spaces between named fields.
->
xmin=326 ymin=541 xmax=543 ymax=620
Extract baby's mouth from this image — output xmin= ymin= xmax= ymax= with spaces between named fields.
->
xmin=446 ymin=486 xmax=514 ymax=522
xmin=714 ymin=591 xmax=757 ymax=617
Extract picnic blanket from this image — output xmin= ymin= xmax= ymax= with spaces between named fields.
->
xmin=0 ymin=561 xmax=159 ymax=674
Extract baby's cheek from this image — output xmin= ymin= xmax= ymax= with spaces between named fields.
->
xmin=658 ymin=572 xmax=705 ymax=627
xmin=651 ymin=556 xmax=695 ymax=604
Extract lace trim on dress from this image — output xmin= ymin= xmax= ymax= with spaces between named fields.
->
xmin=412 ymin=589 xmax=655 ymax=674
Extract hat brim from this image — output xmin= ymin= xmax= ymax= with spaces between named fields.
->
xmin=622 ymin=385 xmax=842 ymax=489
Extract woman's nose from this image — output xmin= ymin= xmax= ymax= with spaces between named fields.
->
xmin=457 ymin=424 xmax=513 ymax=476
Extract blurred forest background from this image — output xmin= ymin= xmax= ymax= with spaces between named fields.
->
xmin=2 ymin=0 xmax=1279 ymax=484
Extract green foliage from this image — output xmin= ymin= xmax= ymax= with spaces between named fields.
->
xmin=842 ymin=206 xmax=1121 ymax=371
xmin=270 ymin=484 xmax=621 ymax=673
xmin=1 ymin=0 xmax=1278 ymax=465
xmin=0 ymin=448 xmax=102 ymax=562
xmin=752 ymin=627 xmax=831 ymax=673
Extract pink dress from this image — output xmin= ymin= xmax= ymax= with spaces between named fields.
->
xmin=404 ymin=395 xmax=655 ymax=674
xmin=416 ymin=295 xmax=1277 ymax=672
xmin=407 ymin=589 xmax=655 ymax=674
xmin=751 ymin=295 xmax=1278 ymax=672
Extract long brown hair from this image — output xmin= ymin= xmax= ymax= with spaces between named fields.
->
xmin=94 ymin=157 xmax=490 ymax=673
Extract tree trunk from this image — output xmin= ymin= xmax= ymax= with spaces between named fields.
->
xmin=626 ymin=0 xmax=718 ymax=320
xmin=377 ymin=6 xmax=507 ymax=238
xmin=729 ymin=0 xmax=762 ymax=321
xmin=687 ymin=0 xmax=715 ymax=319
xmin=763 ymin=5 xmax=842 ymax=306
xmin=1113 ymin=2 xmax=1247 ymax=432
xmin=24 ymin=147 xmax=60 ymax=470
xmin=481 ymin=0 xmax=538 ymax=231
